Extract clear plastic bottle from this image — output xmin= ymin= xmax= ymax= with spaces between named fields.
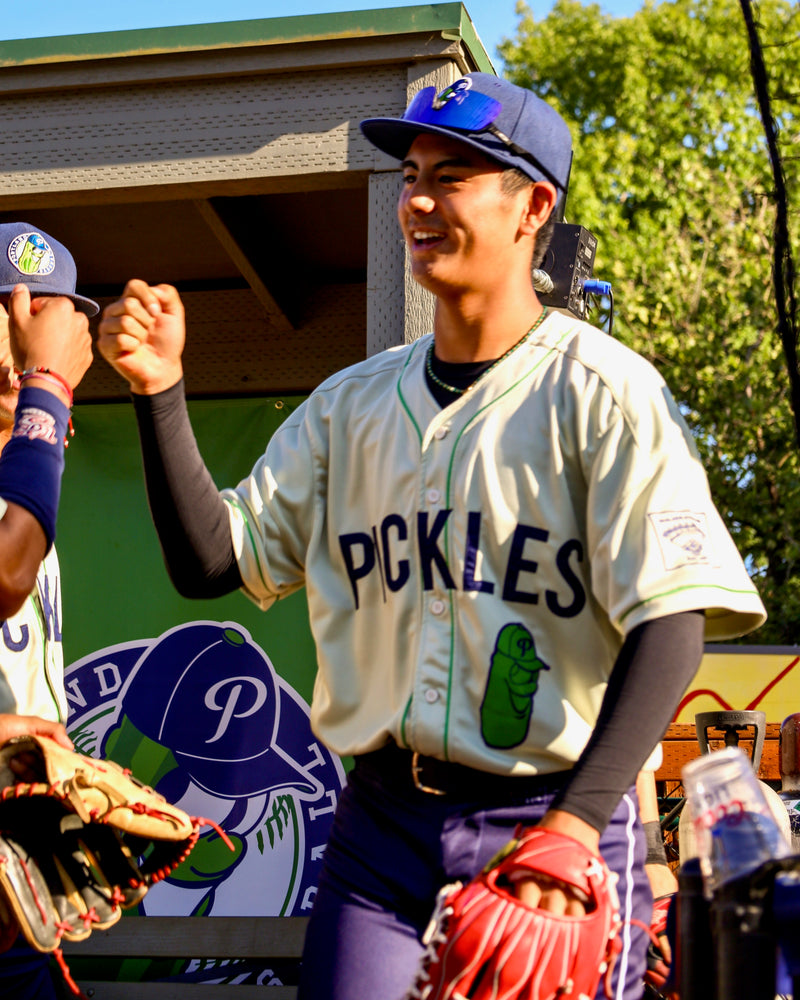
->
xmin=682 ymin=745 xmax=792 ymax=896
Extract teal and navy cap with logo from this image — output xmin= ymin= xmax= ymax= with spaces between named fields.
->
xmin=0 ymin=222 xmax=99 ymax=317
xmin=360 ymin=72 xmax=573 ymax=194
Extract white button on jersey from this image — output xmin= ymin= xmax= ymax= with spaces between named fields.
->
xmin=427 ymin=488 xmax=440 ymax=504
xmin=434 ymin=427 xmax=448 ymax=440
xmin=430 ymin=599 xmax=446 ymax=615
xmin=424 ymin=688 xmax=439 ymax=704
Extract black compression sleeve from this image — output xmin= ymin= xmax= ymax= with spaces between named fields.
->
xmin=549 ymin=609 xmax=705 ymax=832
xmin=132 ymin=381 xmax=243 ymax=598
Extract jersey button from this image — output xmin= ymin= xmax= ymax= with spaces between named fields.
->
xmin=427 ymin=488 xmax=440 ymax=504
xmin=424 ymin=688 xmax=439 ymax=703
xmin=430 ymin=599 xmax=446 ymax=615
xmin=434 ymin=427 xmax=448 ymax=440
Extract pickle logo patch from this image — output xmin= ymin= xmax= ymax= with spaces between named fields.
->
xmin=480 ymin=623 xmax=550 ymax=749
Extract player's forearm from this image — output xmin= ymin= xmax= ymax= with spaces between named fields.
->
xmin=549 ymin=610 xmax=705 ymax=832
xmin=0 ymin=503 xmax=47 ymax=618
xmin=0 ymin=383 xmax=70 ymax=603
xmin=132 ymin=380 xmax=242 ymax=598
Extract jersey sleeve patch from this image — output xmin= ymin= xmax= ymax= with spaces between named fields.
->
xmin=648 ymin=510 xmax=713 ymax=569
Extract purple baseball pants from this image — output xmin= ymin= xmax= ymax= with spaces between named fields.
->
xmin=298 ymin=751 xmax=652 ymax=1000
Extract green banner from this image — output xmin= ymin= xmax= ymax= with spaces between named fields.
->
xmin=55 ymin=392 xmax=348 ymax=943
xmin=58 ymin=394 xmax=317 ymax=702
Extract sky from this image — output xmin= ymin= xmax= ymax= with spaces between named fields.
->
xmin=0 ymin=0 xmax=644 ymax=70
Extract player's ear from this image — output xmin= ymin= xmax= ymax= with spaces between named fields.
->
xmin=519 ymin=182 xmax=557 ymax=237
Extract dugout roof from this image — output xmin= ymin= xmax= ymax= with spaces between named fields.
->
xmin=0 ymin=4 xmax=494 ymax=400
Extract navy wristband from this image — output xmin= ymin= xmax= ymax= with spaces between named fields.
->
xmin=0 ymin=385 xmax=69 ymax=548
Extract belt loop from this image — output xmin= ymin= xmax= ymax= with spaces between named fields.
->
xmin=411 ymin=751 xmax=447 ymax=796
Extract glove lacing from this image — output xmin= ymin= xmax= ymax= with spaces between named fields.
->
xmin=402 ymin=883 xmax=460 ymax=1000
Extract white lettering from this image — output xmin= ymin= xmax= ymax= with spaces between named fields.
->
xmin=64 ymin=678 xmax=87 ymax=708
xmin=304 ymin=742 xmax=326 ymax=770
xmin=94 ymin=662 xmax=122 ymax=697
xmin=309 ymin=789 xmax=337 ymax=821
xmin=205 ymin=676 xmax=268 ymax=744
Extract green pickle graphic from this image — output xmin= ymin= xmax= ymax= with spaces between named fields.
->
xmin=17 ymin=234 xmax=47 ymax=274
xmin=480 ymin=623 xmax=550 ymax=748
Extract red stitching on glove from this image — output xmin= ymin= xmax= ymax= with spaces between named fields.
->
xmin=81 ymin=907 xmax=101 ymax=929
xmin=53 ymin=947 xmax=90 ymax=999
xmin=193 ymin=816 xmax=235 ymax=852
xmin=18 ymin=855 xmax=49 ymax=924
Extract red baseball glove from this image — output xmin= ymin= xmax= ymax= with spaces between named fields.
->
xmin=403 ymin=827 xmax=622 ymax=1000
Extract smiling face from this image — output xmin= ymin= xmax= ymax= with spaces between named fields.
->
xmin=397 ymin=132 xmax=547 ymax=300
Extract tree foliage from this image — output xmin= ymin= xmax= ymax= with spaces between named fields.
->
xmin=500 ymin=0 xmax=800 ymax=643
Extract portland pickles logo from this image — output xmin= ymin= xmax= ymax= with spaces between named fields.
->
xmin=64 ymin=621 xmax=345 ymax=930
xmin=7 ymin=232 xmax=56 ymax=277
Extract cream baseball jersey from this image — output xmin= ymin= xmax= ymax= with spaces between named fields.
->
xmin=0 ymin=497 xmax=65 ymax=720
xmin=224 ymin=312 xmax=766 ymax=774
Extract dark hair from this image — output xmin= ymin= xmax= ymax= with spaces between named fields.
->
xmin=500 ymin=167 xmax=555 ymax=270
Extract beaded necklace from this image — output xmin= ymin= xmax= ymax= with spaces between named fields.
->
xmin=425 ymin=307 xmax=549 ymax=397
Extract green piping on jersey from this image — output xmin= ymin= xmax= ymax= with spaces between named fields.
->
xmin=224 ymin=494 xmax=273 ymax=596
xmin=400 ymin=693 xmax=413 ymax=748
xmin=442 ymin=589 xmax=458 ymax=759
xmin=620 ymin=583 xmax=763 ymax=625
xmin=397 ymin=342 xmax=429 ymax=750
xmin=32 ymin=588 xmax=62 ymax=722
xmin=396 ymin=341 xmax=425 ymax=447
xmin=438 ymin=340 xmax=567 ymax=760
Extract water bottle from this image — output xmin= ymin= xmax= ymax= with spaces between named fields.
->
xmin=682 ymin=745 xmax=792 ymax=897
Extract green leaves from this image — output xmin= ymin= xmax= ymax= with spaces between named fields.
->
xmin=502 ymin=0 xmax=800 ymax=642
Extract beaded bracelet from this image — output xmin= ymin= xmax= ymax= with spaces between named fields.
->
xmin=17 ymin=367 xmax=74 ymax=407
xmin=16 ymin=369 xmax=75 ymax=446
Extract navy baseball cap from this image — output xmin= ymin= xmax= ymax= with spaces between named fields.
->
xmin=0 ymin=222 xmax=99 ymax=317
xmin=360 ymin=73 xmax=573 ymax=193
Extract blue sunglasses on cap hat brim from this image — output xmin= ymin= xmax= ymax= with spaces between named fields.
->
xmin=360 ymin=74 xmax=573 ymax=195
xmin=402 ymin=86 xmax=563 ymax=190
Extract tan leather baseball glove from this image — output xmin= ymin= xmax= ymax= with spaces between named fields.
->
xmin=0 ymin=735 xmax=223 ymax=957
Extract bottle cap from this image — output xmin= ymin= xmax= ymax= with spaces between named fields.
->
xmin=683 ymin=746 xmax=792 ymax=895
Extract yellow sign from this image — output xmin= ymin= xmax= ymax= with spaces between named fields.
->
xmin=674 ymin=646 xmax=800 ymax=725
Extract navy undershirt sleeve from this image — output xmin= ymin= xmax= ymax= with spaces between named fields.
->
xmin=550 ymin=609 xmax=706 ymax=831
xmin=132 ymin=381 xmax=242 ymax=598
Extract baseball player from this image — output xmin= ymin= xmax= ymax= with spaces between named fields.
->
xmin=0 ymin=222 xmax=95 ymax=998
xmin=97 ymin=73 xmax=766 ymax=1000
